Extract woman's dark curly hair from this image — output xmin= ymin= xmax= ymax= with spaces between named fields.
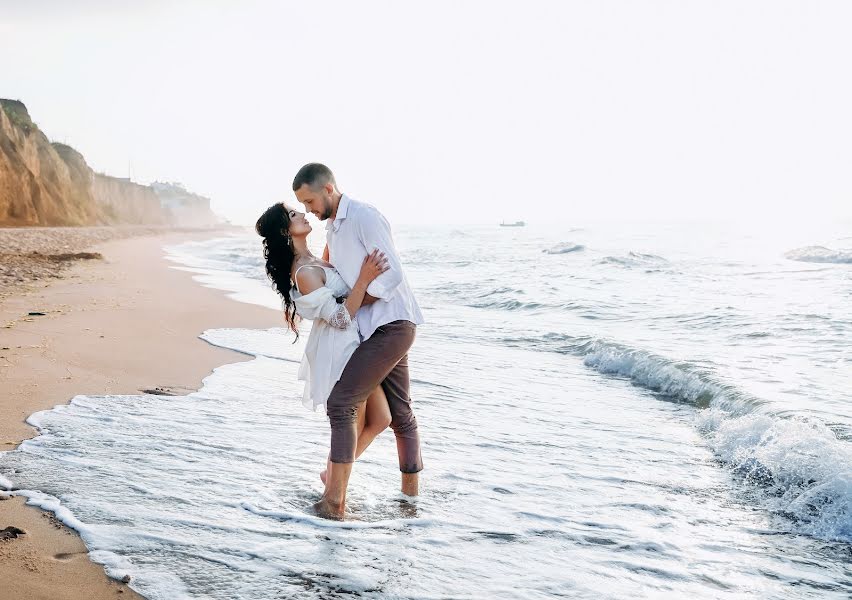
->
xmin=255 ymin=203 xmax=299 ymax=339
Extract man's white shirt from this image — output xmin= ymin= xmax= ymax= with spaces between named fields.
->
xmin=326 ymin=194 xmax=424 ymax=341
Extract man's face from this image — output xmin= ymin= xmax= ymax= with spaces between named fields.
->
xmin=295 ymin=183 xmax=334 ymax=221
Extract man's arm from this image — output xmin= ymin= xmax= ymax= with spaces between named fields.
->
xmin=354 ymin=207 xmax=403 ymax=302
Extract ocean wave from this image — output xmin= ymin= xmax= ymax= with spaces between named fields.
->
xmin=467 ymin=295 xmax=614 ymax=315
xmin=697 ymin=411 xmax=852 ymax=542
xmin=502 ymin=333 xmax=749 ymax=409
xmin=470 ymin=286 xmax=525 ymax=298
xmin=580 ymin=341 xmax=852 ymax=542
xmin=469 ymin=299 xmax=546 ymax=311
xmin=598 ymin=252 xmax=668 ymax=268
xmin=543 ymin=242 xmax=585 ymax=255
xmin=460 ymin=285 xmax=549 ymax=312
xmin=784 ymin=246 xmax=852 ymax=264
xmin=507 ymin=331 xmax=852 ymax=541
xmin=577 ymin=340 xmax=756 ymax=414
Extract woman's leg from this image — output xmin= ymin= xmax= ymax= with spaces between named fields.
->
xmin=321 ymin=387 xmax=390 ymax=486
xmin=356 ymin=385 xmax=392 ymax=459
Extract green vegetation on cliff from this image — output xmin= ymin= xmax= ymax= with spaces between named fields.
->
xmin=0 ymin=99 xmax=37 ymax=134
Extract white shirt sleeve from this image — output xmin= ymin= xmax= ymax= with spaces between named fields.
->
xmin=353 ymin=206 xmax=404 ymax=302
xmin=293 ymin=287 xmax=353 ymax=330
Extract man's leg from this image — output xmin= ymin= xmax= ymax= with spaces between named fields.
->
xmin=315 ymin=322 xmax=415 ymax=518
xmin=320 ymin=402 xmax=368 ymax=490
xmin=378 ymin=322 xmax=423 ymax=495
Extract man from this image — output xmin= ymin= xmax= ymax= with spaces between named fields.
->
xmin=293 ymin=163 xmax=424 ymax=520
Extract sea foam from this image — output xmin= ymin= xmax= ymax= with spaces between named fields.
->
xmin=698 ymin=411 xmax=852 ymax=541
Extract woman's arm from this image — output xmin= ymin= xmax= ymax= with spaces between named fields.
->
xmin=294 ymin=253 xmax=388 ymax=330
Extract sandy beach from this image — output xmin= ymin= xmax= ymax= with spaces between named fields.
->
xmin=0 ymin=228 xmax=278 ymax=599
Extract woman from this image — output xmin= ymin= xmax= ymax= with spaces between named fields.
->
xmin=255 ymin=202 xmax=391 ymax=487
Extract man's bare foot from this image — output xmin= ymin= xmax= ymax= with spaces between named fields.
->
xmin=311 ymin=498 xmax=345 ymax=520
xmin=397 ymin=499 xmax=418 ymax=519
xmin=401 ymin=472 xmax=419 ymax=497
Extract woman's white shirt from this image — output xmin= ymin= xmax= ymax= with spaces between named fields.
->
xmin=289 ymin=265 xmax=360 ymax=411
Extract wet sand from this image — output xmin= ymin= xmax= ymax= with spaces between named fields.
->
xmin=0 ymin=228 xmax=278 ymax=599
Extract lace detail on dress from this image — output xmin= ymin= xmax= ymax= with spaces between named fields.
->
xmin=327 ymin=304 xmax=352 ymax=330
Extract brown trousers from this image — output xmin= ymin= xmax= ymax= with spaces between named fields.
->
xmin=326 ymin=320 xmax=423 ymax=473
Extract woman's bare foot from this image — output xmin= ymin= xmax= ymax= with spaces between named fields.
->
xmin=311 ymin=498 xmax=345 ymax=520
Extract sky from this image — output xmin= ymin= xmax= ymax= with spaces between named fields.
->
xmin=1 ymin=0 xmax=851 ymax=225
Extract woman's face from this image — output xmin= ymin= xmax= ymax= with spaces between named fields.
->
xmin=286 ymin=206 xmax=312 ymax=237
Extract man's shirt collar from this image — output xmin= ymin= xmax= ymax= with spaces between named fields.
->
xmin=326 ymin=193 xmax=351 ymax=232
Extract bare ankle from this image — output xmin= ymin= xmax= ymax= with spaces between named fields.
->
xmin=312 ymin=498 xmax=345 ymax=520
xmin=401 ymin=472 xmax=419 ymax=497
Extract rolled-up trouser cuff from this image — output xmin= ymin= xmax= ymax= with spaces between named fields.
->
xmin=395 ymin=426 xmax=423 ymax=473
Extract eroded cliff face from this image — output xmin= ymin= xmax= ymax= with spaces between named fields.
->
xmin=92 ymin=175 xmax=169 ymax=225
xmin=150 ymin=182 xmax=219 ymax=226
xmin=0 ymin=100 xmax=219 ymax=227
xmin=0 ymin=100 xmax=105 ymax=225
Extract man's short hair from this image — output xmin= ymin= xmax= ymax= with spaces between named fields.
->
xmin=292 ymin=163 xmax=336 ymax=192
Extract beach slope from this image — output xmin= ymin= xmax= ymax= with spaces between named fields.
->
xmin=0 ymin=230 xmax=277 ymax=598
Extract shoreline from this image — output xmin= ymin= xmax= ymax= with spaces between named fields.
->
xmin=0 ymin=228 xmax=278 ymax=599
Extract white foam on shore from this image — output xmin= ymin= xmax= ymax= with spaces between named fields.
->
xmin=199 ymin=327 xmax=304 ymax=363
xmin=3 ymin=338 xmax=591 ymax=599
xmin=8 ymin=489 xmax=189 ymax=598
xmin=239 ymin=500 xmax=434 ymax=530
xmin=0 ymin=473 xmax=14 ymax=490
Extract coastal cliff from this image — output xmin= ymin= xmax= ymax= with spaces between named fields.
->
xmin=93 ymin=174 xmax=169 ymax=225
xmin=150 ymin=181 xmax=219 ymax=227
xmin=0 ymin=100 xmax=104 ymax=225
xmin=0 ymin=99 xmax=219 ymax=227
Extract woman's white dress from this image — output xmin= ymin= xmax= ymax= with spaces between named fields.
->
xmin=290 ymin=264 xmax=360 ymax=411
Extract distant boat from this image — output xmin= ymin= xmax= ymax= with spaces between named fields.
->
xmin=500 ymin=221 xmax=525 ymax=227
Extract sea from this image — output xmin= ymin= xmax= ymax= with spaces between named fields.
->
xmin=1 ymin=218 xmax=851 ymax=599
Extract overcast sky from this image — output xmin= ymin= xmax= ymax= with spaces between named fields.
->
xmin=1 ymin=1 xmax=850 ymax=225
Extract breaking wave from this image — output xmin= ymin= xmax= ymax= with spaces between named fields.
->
xmin=504 ymin=332 xmax=852 ymax=542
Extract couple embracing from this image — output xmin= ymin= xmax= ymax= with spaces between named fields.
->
xmin=255 ymin=163 xmax=424 ymax=520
